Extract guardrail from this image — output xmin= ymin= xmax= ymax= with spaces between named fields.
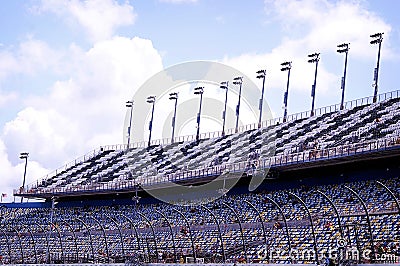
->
xmin=16 ymin=135 xmax=400 ymax=197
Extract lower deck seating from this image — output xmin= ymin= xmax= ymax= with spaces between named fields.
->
xmin=2 ymin=176 xmax=400 ymax=264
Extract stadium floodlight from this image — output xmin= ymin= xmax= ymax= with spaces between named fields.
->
xmin=194 ymin=87 xmax=204 ymax=141
xmin=370 ymin=32 xmax=384 ymax=39
xmin=146 ymin=96 xmax=156 ymax=147
xmin=169 ymin=92 xmax=178 ymax=143
xmin=256 ymin=69 xmax=267 ymax=128
xmin=19 ymin=152 xmax=29 ymax=203
xmin=220 ymin=81 xmax=229 ymax=136
xmin=308 ymin=53 xmax=320 ymax=116
xmin=126 ymin=100 xmax=134 ymax=148
xmin=233 ymin=76 xmax=243 ymax=133
xmin=370 ymin=32 xmax=384 ymax=103
xmin=280 ymin=61 xmax=292 ymax=122
xmin=337 ymin=43 xmax=350 ymax=110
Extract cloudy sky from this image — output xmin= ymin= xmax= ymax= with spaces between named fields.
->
xmin=0 ymin=0 xmax=399 ymax=202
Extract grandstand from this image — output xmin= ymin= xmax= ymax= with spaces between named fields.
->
xmin=2 ymin=88 xmax=400 ymax=265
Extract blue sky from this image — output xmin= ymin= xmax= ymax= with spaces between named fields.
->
xmin=0 ymin=0 xmax=399 ymax=201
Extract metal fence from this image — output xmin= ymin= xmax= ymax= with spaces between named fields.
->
xmin=16 ymin=134 xmax=400 ymax=197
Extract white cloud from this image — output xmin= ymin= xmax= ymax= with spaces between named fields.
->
xmin=222 ymin=0 xmax=393 ymax=118
xmin=0 ymin=38 xmax=60 ymax=82
xmin=0 ymin=138 xmax=49 ymax=203
xmin=3 ymin=107 xmax=73 ymax=166
xmin=3 ymin=36 xmax=163 ymax=165
xmin=0 ymin=36 xmax=163 ymax=201
xmin=222 ymin=47 xmax=337 ymax=95
xmin=264 ymin=0 xmax=393 ymax=59
xmin=18 ymin=38 xmax=62 ymax=74
xmin=37 ymin=0 xmax=137 ymax=42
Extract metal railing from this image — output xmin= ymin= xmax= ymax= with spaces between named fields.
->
xmin=16 ymin=134 xmax=400 ymax=197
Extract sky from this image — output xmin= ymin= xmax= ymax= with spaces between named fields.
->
xmin=0 ymin=0 xmax=399 ymax=202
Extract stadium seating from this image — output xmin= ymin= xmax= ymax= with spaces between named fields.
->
xmin=3 ymin=91 xmax=400 ymax=264
xmin=22 ymin=93 xmax=400 ymax=196
xmin=2 ymin=177 xmax=400 ymax=264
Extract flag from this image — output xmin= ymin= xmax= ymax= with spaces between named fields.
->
xmin=1 ymin=193 xmax=6 ymax=198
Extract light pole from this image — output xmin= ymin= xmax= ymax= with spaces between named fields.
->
xmin=126 ymin=100 xmax=134 ymax=148
xmin=281 ymin=61 xmax=292 ymax=122
xmin=132 ymin=182 xmax=141 ymax=205
xmin=146 ymin=96 xmax=156 ymax=147
xmin=337 ymin=43 xmax=350 ymax=110
xmin=256 ymin=69 xmax=267 ymax=128
xmin=308 ymin=53 xmax=320 ymax=116
xmin=220 ymin=81 xmax=229 ymax=136
xmin=370 ymin=32 xmax=384 ymax=103
xmin=233 ymin=76 xmax=243 ymax=133
xmin=19 ymin=152 xmax=29 ymax=203
xmin=194 ymin=86 xmax=204 ymax=141
xmin=169 ymin=92 xmax=178 ymax=143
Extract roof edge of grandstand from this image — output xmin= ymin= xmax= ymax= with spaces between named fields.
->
xmin=27 ymin=89 xmax=400 ymax=188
